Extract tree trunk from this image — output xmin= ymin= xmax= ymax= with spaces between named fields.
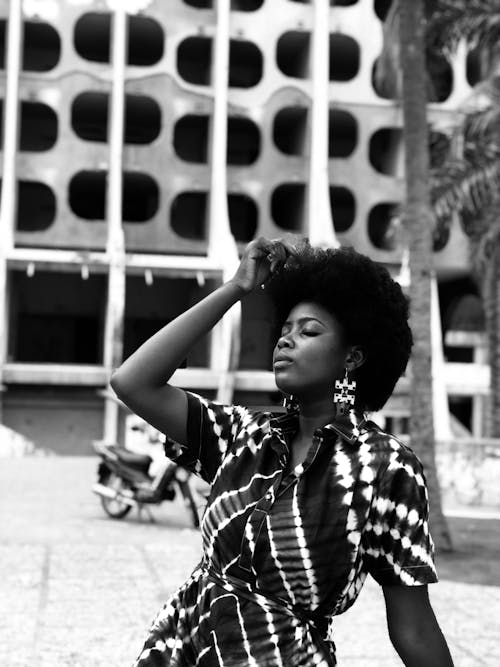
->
xmin=485 ymin=245 xmax=500 ymax=437
xmin=468 ymin=202 xmax=500 ymax=438
xmin=399 ymin=0 xmax=453 ymax=550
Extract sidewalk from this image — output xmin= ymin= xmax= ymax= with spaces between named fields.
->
xmin=1 ymin=457 xmax=499 ymax=666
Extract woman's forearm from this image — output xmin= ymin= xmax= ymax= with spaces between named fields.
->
xmin=111 ymin=280 xmax=244 ymax=393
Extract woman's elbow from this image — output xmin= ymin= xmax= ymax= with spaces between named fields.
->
xmin=388 ymin=619 xmax=453 ymax=666
xmin=109 ymin=368 xmax=130 ymax=400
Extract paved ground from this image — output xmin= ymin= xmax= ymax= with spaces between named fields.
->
xmin=1 ymin=457 xmax=499 ymax=666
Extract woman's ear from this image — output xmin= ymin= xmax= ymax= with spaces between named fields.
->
xmin=346 ymin=346 xmax=365 ymax=371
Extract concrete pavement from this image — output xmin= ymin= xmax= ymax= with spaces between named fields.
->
xmin=0 ymin=457 xmax=498 ymax=666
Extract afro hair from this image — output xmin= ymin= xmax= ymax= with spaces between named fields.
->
xmin=265 ymin=242 xmax=413 ymax=412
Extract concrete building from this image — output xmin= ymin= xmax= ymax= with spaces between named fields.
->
xmin=0 ymin=0 xmax=487 ymax=453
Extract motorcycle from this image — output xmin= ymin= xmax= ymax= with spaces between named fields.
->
xmin=92 ymin=438 xmax=201 ymax=528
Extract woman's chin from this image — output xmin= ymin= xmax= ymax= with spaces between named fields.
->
xmin=274 ymin=375 xmax=299 ymax=395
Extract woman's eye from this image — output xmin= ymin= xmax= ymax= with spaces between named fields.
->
xmin=302 ymin=330 xmax=318 ymax=337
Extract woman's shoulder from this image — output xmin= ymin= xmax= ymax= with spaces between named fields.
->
xmin=187 ymin=391 xmax=275 ymax=435
xmin=359 ymin=420 xmax=424 ymax=472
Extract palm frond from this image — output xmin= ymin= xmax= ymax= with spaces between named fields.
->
xmin=431 ymin=150 xmax=500 ymax=234
xmin=427 ymin=0 xmax=500 ymax=56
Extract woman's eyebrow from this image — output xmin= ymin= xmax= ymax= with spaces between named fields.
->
xmin=283 ymin=317 xmax=325 ymax=327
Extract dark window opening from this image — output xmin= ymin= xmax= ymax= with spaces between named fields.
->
xmin=72 ymin=92 xmax=161 ymax=144
xmin=329 ymin=108 xmax=357 ymax=157
xmin=183 ymin=0 xmax=212 ymax=6
xmin=171 ymin=192 xmax=207 ymax=240
xmin=74 ymin=13 xmax=111 ymax=63
xmin=13 ymin=180 xmax=56 ymax=231
xmin=123 ymin=173 xmax=159 ymax=222
xmin=466 ymin=47 xmax=483 ymax=86
xmin=273 ymin=107 xmax=308 ymax=156
xmin=71 ymin=92 xmax=108 ymax=142
xmin=74 ymin=13 xmax=164 ymax=65
xmin=22 ymin=21 xmax=61 ymax=71
xmin=9 ymin=270 xmax=105 ymax=364
xmin=367 ymin=202 xmax=400 ymax=250
xmin=124 ymin=94 xmax=161 ymax=143
xmin=449 ymin=397 xmax=472 ymax=432
xmin=0 ymin=100 xmax=58 ymax=151
xmin=429 ymin=130 xmax=451 ymax=169
xmin=433 ymin=222 xmax=450 ymax=253
xmin=271 ymin=184 xmax=305 ymax=231
xmin=174 ymin=115 xmax=209 ymax=163
xmin=277 ymin=32 xmax=310 ymax=79
xmin=231 ymin=0 xmax=265 ymax=9
xmin=127 ymin=15 xmax=164 ymax=65
xmin=369 ymin=127 xmax=403 ymax=175
xmin=69 ymin=171 xmax=158 ymax=221
xmin=374 ymin=0 xmax=392 ymax=20
xmin=227 ymin=117 xmax=260 ymax=164
xmin=289 ymin=0 xmax=359 ymax=3
xmin=228 ymin=193 xmax=258 ymax=241
xmin=124 ymin=276 xmax=210 ymax=364
xmin=0 ymin=20 xmax=61 ymax=71
xmin=70 ymin=171 xmax=106 ymax=220
xmin=329 ymin=34 xmax=360 ymax=81
xmin=229 ymin=40 xmax=263 ymax=88
xmin=329 ymin=186 xmax=355 ymax=232
xmin=177 ymin=37 xmax=212 ymax=85
xmin=427 ymin=53 xmax=453 ymax=102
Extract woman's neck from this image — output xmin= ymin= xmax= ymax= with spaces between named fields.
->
xmin=296 ymin=397 xmax=336 ymax=440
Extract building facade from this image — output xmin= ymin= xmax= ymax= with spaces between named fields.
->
xmin=0 ymin=0 xmax=485 ymax=453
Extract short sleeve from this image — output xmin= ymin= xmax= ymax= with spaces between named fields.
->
xmin=162 ymin=391 xmax=248 ymax=484
xmin=361 ymin=447 xmax=438 ymax=586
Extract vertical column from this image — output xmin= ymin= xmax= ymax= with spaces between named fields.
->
xmin=431 ymin=274 xmax=452 ymax=442
xmin=0 ymin=0 xmax=23 ymax=420
xmin=103 ymin=5 xmax=127 ymax=442
xmin=307 ymin=0 xmax=338 ymax=248
xmin=472 ymin=338 xmax=487 ymax=438
xmin=209 ymin=0 xmax=241 ymax=404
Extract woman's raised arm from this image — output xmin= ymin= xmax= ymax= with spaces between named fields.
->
xmin=110 ymin=238 xmax=294 ymax=443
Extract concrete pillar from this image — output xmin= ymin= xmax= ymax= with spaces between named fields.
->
xmin=209 ymin=0 xmax=241 ymax=404
xmin=431 ymin=274 xmax=452 ymax=442
xmin=103 ymin=5 xmax=127 ymax=443
xmin=308 ymin=0 xmax=338 ymax=248
xmin=0 ymin=0 xmax=22 ymax=420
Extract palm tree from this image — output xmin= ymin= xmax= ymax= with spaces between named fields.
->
xmin=427 ymin=0 xmax=500 ymax=437
xmin=399 ymin=0 xmax=453 ymax=550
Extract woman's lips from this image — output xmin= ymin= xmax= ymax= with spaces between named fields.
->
xmin=273 ymin=358 xmax=293 ymax=368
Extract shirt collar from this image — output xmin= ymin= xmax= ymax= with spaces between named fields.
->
xmin=268 ymin=408 xmax=366 ymax=445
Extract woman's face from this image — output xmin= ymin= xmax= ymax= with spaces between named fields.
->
xmin=272 ymin=301 xmax=350 ymax=400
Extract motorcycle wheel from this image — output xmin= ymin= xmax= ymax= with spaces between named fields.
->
xmin=100 ymin=472 xmax=133 ymax=519
xmin=179 ymin=481 xmax=200 ymax=529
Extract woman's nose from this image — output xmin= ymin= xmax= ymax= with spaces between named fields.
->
xmin=277 ymin=334 xmax=293 ymax=349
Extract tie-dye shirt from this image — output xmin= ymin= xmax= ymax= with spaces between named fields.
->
xmin=135 ymin=391 xmax=438 ymax=667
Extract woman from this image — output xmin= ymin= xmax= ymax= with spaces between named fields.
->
xmin=111 ymin=237 xmax=454 ymax=667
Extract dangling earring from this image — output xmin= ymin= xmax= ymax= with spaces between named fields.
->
xmin=333 ymin=369 xmax=356 ymax=417
xmin=283 ymin=394 xmax=299 ymax=414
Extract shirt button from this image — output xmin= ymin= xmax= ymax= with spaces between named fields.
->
xmin=265 ymin=492 xmax=272 ymax=500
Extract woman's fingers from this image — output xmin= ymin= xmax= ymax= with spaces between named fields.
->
xmin=266 ymin=239 xmax=297 ymax=273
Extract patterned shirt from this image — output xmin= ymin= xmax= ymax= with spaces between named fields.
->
xmin=135 ymin=391 xmax=438 ymax=667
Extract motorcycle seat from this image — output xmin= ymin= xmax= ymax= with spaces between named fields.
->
xmin=109 ymin=446 xmax=152 ymax=470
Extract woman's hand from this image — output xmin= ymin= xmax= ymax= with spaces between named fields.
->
xmin=230 ymin=237 xmax=296 ymax=294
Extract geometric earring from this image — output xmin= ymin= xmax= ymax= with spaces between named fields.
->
xmin=333 ymin=368 xmax=357 ymax=417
